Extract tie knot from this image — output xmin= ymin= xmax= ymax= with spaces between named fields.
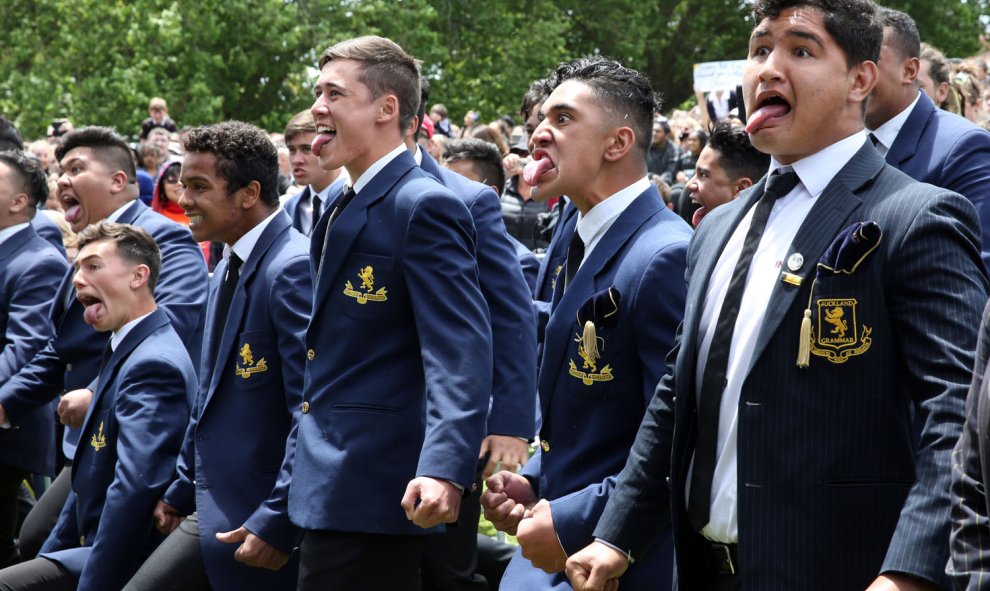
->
xmin=764 ymin=170 xmax=799 ymax=201
xmin=227 ymin=252 xmax=243 ymax=274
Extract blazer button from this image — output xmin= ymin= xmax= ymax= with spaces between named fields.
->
xmin=79 ymin=535 xmax=85 ymax=545
xmin=307 ymin=349 xmax=315 ymax=361
xmin=301 ymin=401 xmax=310 ymax=414
xmin=540 ymin=439 xmax=550 ymax=452
xmin=66 ymin=363 xmax=73 ymax=372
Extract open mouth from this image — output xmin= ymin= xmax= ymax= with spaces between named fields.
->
xmin=62 ymin=194 xmax=83 ymax=225
xmin=746 ymin=93 xmax=792 ymax=134
xmin=311 ymin=125 xmax=337 ymax=157
xmin=186 ymin=213 xmax=204 ymax=224
xmin=523 ymin=150 xmax=556 ymax=187
xmin=77 ymin=292 xmax=106 ymax=326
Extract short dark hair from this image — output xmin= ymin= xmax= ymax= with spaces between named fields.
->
xmin=55 ymin=127 xmax=137 ymax=183
xmin=284 ymin=110 xmax=317 ymax=143
xmin=921 ymin=43 xmax=951 ymax=88
xmin=655 ymin=119 xmax=671 ymax=135
xmin=319 ymin=36 xmax=422 ymax=133
xmin=878 ymin=7 xmax=920 ymax=60
xmin=752 ymin=0 xmax=882 ymax=67
xmin=0 ymin=117 xmax=24 ymax=152
xmin=519 ymin=79 xmax=548 ymax=121
xmin=0 ymin=150 xmax=48 ymax=211
xmin=706 ymin=120 xmax=770 ymax=183
xmin=76 ymin=222 xmax=161 ymax=293
xmin=417 ymin=78 xmax=431 ymax=136
xmin=443 ymin=139 xmax=506 ymax=195
xmin=542 ymin=56 xmax=660 ymax=155
xmin=183 ymin=121 xmax=279 ymax=207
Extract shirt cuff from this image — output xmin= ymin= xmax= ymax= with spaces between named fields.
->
xmin=594 ymin=538 xmax=635 ymax=564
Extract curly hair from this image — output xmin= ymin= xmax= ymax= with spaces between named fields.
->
xmin=752 ymin=0 xmax=882 ymax=67
xmin=183 ymin=121 xmax=279 ymax=207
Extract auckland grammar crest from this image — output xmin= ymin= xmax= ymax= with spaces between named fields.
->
xmin=235 ymin=342 xmax=268 ymax=378
xmin=344 ymin=265 xmax=388 ymax=304
xmin=809 ymin=298 xmax=872 ymax=363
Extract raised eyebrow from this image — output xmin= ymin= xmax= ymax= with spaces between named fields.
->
xmin=787 ymin=29 xmax=824 ymax=49
xmin=73 ymin=253 xmax=100 ymax=270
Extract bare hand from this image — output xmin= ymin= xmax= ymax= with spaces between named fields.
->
xmin=57 ymin=388 xmax=93 ymax=428
xmin=216 ymin=526 xmax=289 ymax=571
xmin=566 ymin=540 xmax=629 ymax=591
xmin=479 ymin=435 xmax=529 ymax=479
xmin=400 ymin=477 xmax=462 ymax=529
xmin=503 ymin=153 xmax=526 ymax=176
xmin=480 ymin=470 xmax=537 ymax=535
xmin=516 ymin=499 xmax=567 ymax=573
xmin=864 ymin=573 xmax=938 ymax=591
xmin=153 ymin=500 xmax=185 ymax=535
xmin=0 ymin=403 xmax=6 ymax=427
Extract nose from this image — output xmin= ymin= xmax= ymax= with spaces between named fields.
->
xmin=311 ymin=94 xmax=329 ymax=118
xmin=71 ymin=266 xmax=86 ymax=291
xmin=687 ymin=175 xmax=700 ymax=192
xmin=528 ymin=119 xmax=551 ymax=153
xmin=757 ymin=48 xmax=784 ymax=83
xmin=175 ymin=184 xmax=191 ymax=210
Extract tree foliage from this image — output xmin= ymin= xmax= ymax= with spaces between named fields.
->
xmin=0 ymin=0 xmax=985 ymax=140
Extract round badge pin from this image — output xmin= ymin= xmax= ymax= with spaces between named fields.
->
xmin=787 ymin=253 xmax=804 ymax=272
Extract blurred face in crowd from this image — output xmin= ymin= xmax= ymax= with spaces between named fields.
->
xmin=918 ymin=59 xmax=949 ymax=106
xmin=162 ymin=164 xmax=181 ymax=204
xmin=287 ymin=131 xmax=334 ymax=190
xmin=652 ymin=122 xmax=668 ymax=146
xmin=687 ymin=146 xmax=746 ymax=227
xmin=682 ymin=131 xmax=702 ymax=155
xmin=57 ymin=147 xmax=127 ymax=232
xmin=148 ymin=128 xmax=170 ymax=152
xmin=177 ymin=151 xmax=246 ymax=244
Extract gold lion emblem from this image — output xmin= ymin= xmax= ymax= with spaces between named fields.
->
xmin=359 ymin=266 xmax=375 ymax=291
xmin=823 ymin=306 xmax=848 ymax=338
xmin=239 ymin=343 xmax=254 ymax=366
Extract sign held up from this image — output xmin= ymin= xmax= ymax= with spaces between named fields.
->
xmin=693 ymin=60 xmax=746 ymax=93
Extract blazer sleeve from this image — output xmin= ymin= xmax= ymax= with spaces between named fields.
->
xmin=940 ymin=128 xmax=990 ymax=272
xmin=153 ymin=224 xmax=209 ymax=353
xmin=881 ymin=190 xmax=988 ymax=586
xmin=949 ymin=300 xmax=990 ymax=590
xmin=404 ymin=190 xmax=493 ymax=489
xmin=243 ymin=252 xmax=312 ymax=554
xmin=550 ymin=243 xmax=687 ymax=555
xmin=0 ymin=252 xmax=67 ymax=382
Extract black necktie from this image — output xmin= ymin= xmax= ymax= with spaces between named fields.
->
xmin=311 ymin=193 xmax=322 ymax=235
xmin=97 ymin=340 xmax=113 ymax=378
xmin=563 ymin=231 xmax=584 ymax=292
xmin=687 ymin=169 xmax=800 ymax=532
xmin=212 ymin=253 xmax=242 ymax=354
xmin=327 ymin=186 xmax=356 ymax=228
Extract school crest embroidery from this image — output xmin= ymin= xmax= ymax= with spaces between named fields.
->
xmin=809 ymin=298 xmax=872 ymax=363
xmin=235 ymin=342 xmax=268 ymax=378
xmin=344 ymin=265 xmax=388 ymax=304
xmin=90 ymin=421 xmax=107 ymax=452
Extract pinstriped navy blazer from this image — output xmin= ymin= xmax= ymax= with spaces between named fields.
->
xmin=594 ymin=142 xmax=987 ymax=590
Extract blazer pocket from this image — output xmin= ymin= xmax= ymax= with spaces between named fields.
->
xmin=337 ymin=253 xmax=396 ymax=321
xmin=331 ymin=403 xmax=399 ymax=415
xmin=232 ymin=329 xmax=276 ymax=390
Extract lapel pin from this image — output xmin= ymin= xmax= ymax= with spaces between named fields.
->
xmin=781 ymin=272 xmax=803 ymax=286
xmin=787 ymin=252 xmax=804 ymax=272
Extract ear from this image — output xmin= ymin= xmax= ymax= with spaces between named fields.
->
xmin=237 ymin=180 xmax=262 ymax=210
xmin=406 ymin=115 xmax=420 ymax=140
xmin=378 ymin=95 xmax=400 ymax=125
xmin=902 ymin=57 xmax=920 ymax=85
xmin=849 ymin=60 xmax=879 ymax=105
xmin=108 ymin=170 xmax=130 ymax=194
xmin=935 ymin=81 xmax=950 ymax=106
xmin=602 ymin=126 xmax=637 ymax=162
xmin=130 ymin=264 xmax=151 ymax=291
xmin=8 ymin=192 xmax=30 ymax=215
xmin=733 ymin=177 xmax=754 ymax=196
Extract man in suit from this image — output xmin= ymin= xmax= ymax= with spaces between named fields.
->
xmin=566 ymin=1 xmax=987 ymax=590
xmin=288 ymin=36 xmax=492 ymax=591
xmin=865 ymin=7 xmax=990 ymax=270
xmin=0 ymin=222 xmax=194 ymax=591
xmin=480 ymin=56 xmax=692 ymax=591
xmin=122 ymin=121 xmax=311 ymax=591
xmin=279 ymin=110 xmax=344 ymax=237
xmin=408 ymin=93 xmax=538 ymax=589
xmin=0 ymin=152 xmax=68 ymax=567
xmin=0 ymin=127 xmax=208 ymax=561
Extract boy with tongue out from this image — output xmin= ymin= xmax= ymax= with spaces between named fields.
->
xmin=565 ymin=1 xmax=986 ymax=590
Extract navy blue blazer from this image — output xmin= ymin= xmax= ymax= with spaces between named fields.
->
xmin=533 ymin=200 xmax=578 ymax=346
xmin=282 ymin=178 xmax=347 ymax=238
xmin=288 ymin=150 xmax=492 ymax=535
xmin=0 ymin=225 xmax=68 ymax=475
xmin=162 ymin=210 xmax=309 ymax=590
xmin=514 ymin=235 xmax=539 ymax=294
xmin=39 ymin=309 xmax=195 ymax=591
xmin=885 ymin=91 xmax=990 ymax=270
xmin=420 ymin=149 xmax=537 ymax=439
xmin=31 ymin=213 xmax=67 ymax=258
xmin=500 ymin=188 xmax=690 ymax=590
xmin=0 ymin=200 xmax=208 ymax=459
xmin=594 ymin=143 xmax=988 ymax=590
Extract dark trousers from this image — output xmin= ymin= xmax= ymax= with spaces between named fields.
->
xmin=123 ymin=512 xmax=211 ymax=591
xmin=421 ymin=486 xmax=486 ymax=591
xmin=0 ymin=557 xmax=75 ymax=591
xmin=0 ymin=468 xmax=27 ymax=567
xmin=16 ymin=468 xmax=70 ymax=562
xmin=297 ymin=530 xmax=425 ymax=591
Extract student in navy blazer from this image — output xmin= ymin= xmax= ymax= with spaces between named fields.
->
xmin=279 ymin=110 xmax=345 ymax=238
xmin=0 ymin=152 xmax=68 ymax=567
xmin=865 ymin=7 xmax=990 ymax=271
xmin=481 ymin=57 xmax=690 ymax=591
xmin=0 ymin=127 xmax=208 ymax=560
xmin=121 ymin=122 xmax=311 ymax=591
xmin=0 ymin=223 xmax=194 ymax=591
xmin=288 ymin=36 xmax=492 ymax=591
xmin=29 ymin=213 xmax=67 ymax=258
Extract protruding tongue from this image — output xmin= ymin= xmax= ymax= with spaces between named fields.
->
xmin=82 ymin=302 xmax=105 ymax=326
xmin=745 ymin=103 xmax=790 ymax=134
xmin=311 ymin=133 xmax=334 ymax=157
xmin=64 ymin=204 xmax=83 ymax=224
xmin=692 ymin=205 xmax=709 ymax=228
xmin=523 ymin=158 xmax=555 ymax=187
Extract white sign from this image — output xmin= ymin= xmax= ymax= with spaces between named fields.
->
xmin=693 ymin=60 xmax=746 ymax=93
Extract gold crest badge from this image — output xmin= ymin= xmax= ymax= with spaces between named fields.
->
xmin=550 ymin=265 xmax=563 ymax=290
xmin=235 ymin=342 xmax=268 ymax=378
xmin=90 ymin=421 xmax=107 ymax=452
xmin=568 ymin=321 xmax=614 ymax=385
xmin=809 ymin=298 xmax=872 ymax=364
xmin=344 ymin=265 xmax=388 ymax=304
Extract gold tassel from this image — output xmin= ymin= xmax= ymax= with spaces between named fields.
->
xmin=797 ymin=309 xmax=812 ymax=368
xmin=581 ymin=320 xmax=599 ymax=364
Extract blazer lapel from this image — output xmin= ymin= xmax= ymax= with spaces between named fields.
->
xmin=0 ymin=225 xmax=33 ymax=264
xmin=885 ymin=92 xmax=933 ymax=168
xmin=748 ymin=143 xmax=882 ymax=368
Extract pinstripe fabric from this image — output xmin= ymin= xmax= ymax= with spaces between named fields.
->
xmin=594 ymin=142 xmax=988 ymax=590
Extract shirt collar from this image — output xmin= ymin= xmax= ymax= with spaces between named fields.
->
xmin=351 ymin=143 xmax=407 ymax=195
xmin=106 ymin=199 xmax=137 ymax=223
xmin=769 ymin=130 xmax=868 ymax=199
xmin=111 ymin=310 xmax=155 ymax=351
xmin=413 ymin=144 xmax=424 ymax=166
xmin=869 ymin=91 xmax=921 ymax=152
xmin=225 ymin=208 xmax=282 ymax=266
xmin=576 ymin=176 xmax=651 ymax=245
xmin=0 ymin=222 xmax=29 ymax=247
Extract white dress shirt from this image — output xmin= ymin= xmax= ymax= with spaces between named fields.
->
xmin=575 ymin=177 xmax=651 ymax=265
xmin=110 ymin=310 xmax=155 ymax=352
xmin=351 ymin=143 xmax=407 ymax=195
xmin=691 ymin=130 xmax=868 ymax=543
xmin=223 ymin=208 xmax=282 ymax=273
xmin=868 ymin=91 xmax=920 ymax=157
xmin=297 ymin=183 xmax=334 ymax=237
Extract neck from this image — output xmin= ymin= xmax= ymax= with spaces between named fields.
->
xmin=310 ymin=168 xmax=341 ymax=193
xmin=114 ymin=301 xmax=156 ymax=332
xmin=345 ymin=132 xmax=403 ymax=183
xmin=571 ymin=171 xmax=643 ymax=215
xmin=225 ymin=206 xmax=275 ymax=245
